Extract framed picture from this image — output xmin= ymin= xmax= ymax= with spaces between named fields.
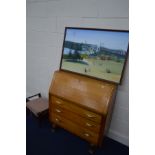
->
xmin=59 ymin=27 xmax=129 ymax=84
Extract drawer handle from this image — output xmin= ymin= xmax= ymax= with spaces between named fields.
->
xmin=86 ymin=123 xmax=93 ymax=127
xmin=84 ymin=133 xmax=90 ymax=137
xmin=55 ymin=118 xmax=60 ymax=122
xmin=56 ymin=100 xmax=62 ymax=104
xmin=86 ymin=114 xmax=95 ymax=118
xmin=55 ymin=109 xmax=62 ymax=113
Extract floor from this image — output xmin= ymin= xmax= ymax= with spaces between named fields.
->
xmin=26 ymin=114 xmax=129 ymax=155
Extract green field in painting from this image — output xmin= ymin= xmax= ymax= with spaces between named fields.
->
xmin=61 ymin=58 xmax=124 ymax=83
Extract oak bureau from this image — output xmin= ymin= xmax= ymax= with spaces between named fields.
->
xmin=49 ymin=70 xmax=117 ymax=147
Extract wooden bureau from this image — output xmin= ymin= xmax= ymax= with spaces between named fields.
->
xmin=49 ymin=70 xmax=117 ymax=147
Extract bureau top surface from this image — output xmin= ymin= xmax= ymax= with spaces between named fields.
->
xmin=49 ymin=71 xmax=117 ymax=115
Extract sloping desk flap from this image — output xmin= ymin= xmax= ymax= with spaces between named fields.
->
xmin=49 ymin=71 xmax=117 ymax=115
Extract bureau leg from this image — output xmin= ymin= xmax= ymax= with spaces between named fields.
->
xmin=51 ymin=123 xmax=57 ymax=132
xmin=88 ymin=143 xmax=96 ymax=154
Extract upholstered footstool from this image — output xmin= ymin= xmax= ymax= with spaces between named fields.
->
xmin=26 ymin=93 xmax=49 ymax=126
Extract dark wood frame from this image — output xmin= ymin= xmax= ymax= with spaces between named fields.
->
xmin=59 ymin=27 xmax=129 ymax=85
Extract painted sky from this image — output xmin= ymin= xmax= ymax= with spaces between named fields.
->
xmin=65 ymin=28 xmax=129 ymax=51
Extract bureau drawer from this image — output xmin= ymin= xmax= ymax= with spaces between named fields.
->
xmin=51 ymin=113 xmax=99 ymax=144
xmin=51 ymin=96 xmax=102 ymax=124
xmin=51 ymin=104 xmax=100 ymax=133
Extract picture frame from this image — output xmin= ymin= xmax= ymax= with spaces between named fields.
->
xmin=59 ymin=27 xmax=129 ymax=84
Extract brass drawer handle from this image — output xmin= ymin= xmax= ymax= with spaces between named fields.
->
xmin=84 ymin=133 xmax=90 ymax=137
xmin=86 ymin=123 xmax=93 ymax=127
xmin=55 ymin=109 xmax=62 ymax=113
xmin=56 ymin=100 xmax=62 ymax=104
xmin=86 ymin=114 xmax=95 ymax=118
xmin=55 ymin=118 xmax=60 ymax=122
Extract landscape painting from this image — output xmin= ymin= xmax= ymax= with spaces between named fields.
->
xmin=60 ymin=27 xmax=129 ymax=84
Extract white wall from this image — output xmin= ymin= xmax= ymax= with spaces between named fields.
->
xmin=26 ymin=0 xmax=129 ymax=146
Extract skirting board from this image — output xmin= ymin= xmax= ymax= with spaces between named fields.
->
xmin=107 ymin=129 xmax=129 ymax=146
